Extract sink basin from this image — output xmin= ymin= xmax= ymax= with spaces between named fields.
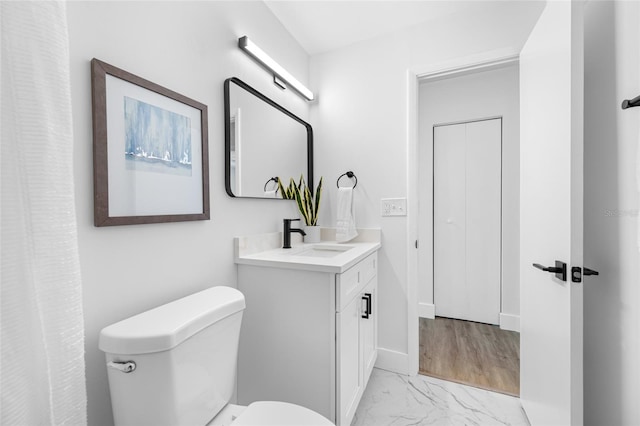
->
xmin=291 ymin=244 xmax=354 ymax=258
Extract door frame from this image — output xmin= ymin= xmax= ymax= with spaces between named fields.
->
xmin=406 ymin=49 xmax=519 ymax=375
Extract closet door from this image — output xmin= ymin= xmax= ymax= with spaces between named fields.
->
xmin=433 ymin=124 xmax=467 ymax=320
xmin=434 ymin=118 xmax=501 ymax=325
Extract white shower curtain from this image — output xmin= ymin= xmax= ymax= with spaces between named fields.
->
xmin=637 ymin=5 xmax=640 ymax=252
xmin=1 ymin=1 xmax=87 ymax=425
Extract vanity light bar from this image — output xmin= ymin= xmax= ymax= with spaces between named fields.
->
xmin=238 ymin=36 xmax=315 ymax=101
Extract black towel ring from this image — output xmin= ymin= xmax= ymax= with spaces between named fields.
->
xmin=263 ymin=177 xmax=279 ymax=192
xmin=337 ymin=171 xmax=357 ymax=188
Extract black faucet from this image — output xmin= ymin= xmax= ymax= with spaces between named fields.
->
xmin=283 ymin=218 xmax=306 ymax=249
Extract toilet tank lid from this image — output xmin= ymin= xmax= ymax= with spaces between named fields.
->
xmin=99 ymin=286 xmax=245 ymax=355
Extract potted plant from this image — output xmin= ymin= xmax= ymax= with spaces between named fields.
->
xmin=280 ymin=175 xmax=323 ymax=243
xmin=276 ymin=176 xmax=298 ymax=200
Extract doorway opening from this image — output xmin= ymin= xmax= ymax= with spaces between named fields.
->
xmin=412 ymin=57 xmax=521 ymax=396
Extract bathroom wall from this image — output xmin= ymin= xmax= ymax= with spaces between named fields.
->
xmin=66 ymin=2 xmax=310 ymax=425
xmin=584 ymin=1 xmax=640 ymax=424
xmin=418 ymin=64 xmax=520 ymax=329
xmin=310 ymin=2 xmax=543 ymax=372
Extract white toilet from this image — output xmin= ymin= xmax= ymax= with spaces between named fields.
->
xmin=99 ymin=286 xmax=334 ymax=426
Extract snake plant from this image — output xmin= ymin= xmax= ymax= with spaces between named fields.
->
xmin=277 ymin=176 xmax=300 ymax=200
xmin=277 ymin=175 xmax=323 ymax=225
xmin=278 ymin=175 xmax=323 ymax=226
xmin=293 ymin=175 xmax=323 ymax=226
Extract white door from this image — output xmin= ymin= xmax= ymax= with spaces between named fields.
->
xmin=434 ymin=118 xmax=501 ymax=325
xmin=519 ymin=2 xmax=584 ymax=425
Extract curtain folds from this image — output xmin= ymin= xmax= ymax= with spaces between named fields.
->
xmin=1 ymin=1 xmax=87 ymax=424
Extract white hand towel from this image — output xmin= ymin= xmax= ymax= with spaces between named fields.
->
xmin=264 ymin=189 xmax=277 ymax=198
xmin=336 ymin=187 xmax=358 ymax=242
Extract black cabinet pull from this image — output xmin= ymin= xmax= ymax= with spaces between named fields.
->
xmin=361 ymin=295 xmax=369 ymax=319
xmin=361 ymin=293 xmax=372 ymax=319
xmin=532 ymin=260 xmax=567 ymax=282
xmin=365 ymin=293 xmax=372 ymax=317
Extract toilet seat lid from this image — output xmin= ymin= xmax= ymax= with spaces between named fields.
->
xmin=232 ymin=401 xmax=334 ymax=426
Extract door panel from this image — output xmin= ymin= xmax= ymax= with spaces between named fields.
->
xmin=361 ymin=279 xmax=377 ymax=389
xmin=337 ymin=295 xmax=361 ymax=426
xmin=434 ymin=124 xmax=467 ymax=319
xmin=519 ymin=2 xmax=584 ymax=424
xmin=434 ymin=119 xmax=501 ymax=324
xmin=465 ymin=119 xmax=502 ymax=325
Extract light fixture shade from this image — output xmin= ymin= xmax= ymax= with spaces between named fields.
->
xmin=238 ymin=36 xmax=314 ymax=101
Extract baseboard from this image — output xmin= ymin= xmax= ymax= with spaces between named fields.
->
xmin=418 ymin=303 xmax=435 ymax=319
xmin=375 ymin=348 xmax=410 ymax=375
xmin=499 ymin=313 xmax=520 ymax=332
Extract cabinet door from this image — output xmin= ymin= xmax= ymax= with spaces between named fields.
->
xmin=337 ymin=294 xmax=362 ymax=426
xmin=361 ymin=277 xmax=377 ymax=389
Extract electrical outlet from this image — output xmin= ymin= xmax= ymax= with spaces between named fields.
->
xmin=381 ymin=198 xmax=407 ymax=217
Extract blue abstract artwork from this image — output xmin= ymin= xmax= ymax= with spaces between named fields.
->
xmin=124 ymin=97 xmax=192 ymax=176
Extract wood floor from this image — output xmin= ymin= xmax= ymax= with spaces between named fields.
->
xmin=419 ymin=316 xmax=520 ymax=396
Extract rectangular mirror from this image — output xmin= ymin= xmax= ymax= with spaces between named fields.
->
xmin=224 ymin=77 xmax=313 ymax=198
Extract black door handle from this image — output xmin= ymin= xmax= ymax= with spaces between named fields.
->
xmin=532 ymin=263 xmax=562 ymax=273
xmin=532 ymin=260 xmax=567 ymax=281
xmin=571 ymin=266 xmax=600 ymax=282
xmin=583 ymin=267 xmax=599 ymax=276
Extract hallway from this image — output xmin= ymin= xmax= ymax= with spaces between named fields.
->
xmin=419 ymin=317 xmax=520 ymax=396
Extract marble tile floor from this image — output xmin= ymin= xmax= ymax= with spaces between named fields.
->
xmin=352 ymin=368 xmax=529 ymax=426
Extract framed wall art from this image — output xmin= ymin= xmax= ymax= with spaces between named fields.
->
xmin=91 ymin=58 xmax=209 ymax=226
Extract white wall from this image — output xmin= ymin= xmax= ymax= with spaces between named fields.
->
xmin=417 ymin=64 xmax=520 ymax=328
xmin=584 ymin=2 xmax=640 ymax=424
xmin=66 ymin=2 xmax=310 ymax=425
xmin=310 ymin=2 xmax=542 ymax=371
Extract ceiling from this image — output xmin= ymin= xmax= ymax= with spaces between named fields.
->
xmin=263 ymin=1 xmax=504 ymax=55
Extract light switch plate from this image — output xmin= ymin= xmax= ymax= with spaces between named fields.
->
xmin=381 ymin=198 xmax=407 ymax=217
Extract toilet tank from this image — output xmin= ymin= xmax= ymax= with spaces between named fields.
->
xmin=99 ymin=286 xmax=246 ymax=426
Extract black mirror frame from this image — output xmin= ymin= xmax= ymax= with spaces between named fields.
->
xmin=224 ymin=77 xmax=313 ymax=199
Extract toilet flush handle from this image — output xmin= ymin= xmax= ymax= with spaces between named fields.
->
xmin=107 ymin=361 xmax=136 ymax=373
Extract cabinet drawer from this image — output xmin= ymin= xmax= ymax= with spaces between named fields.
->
xmin=336 ymin=253 xmax=377 ymax=312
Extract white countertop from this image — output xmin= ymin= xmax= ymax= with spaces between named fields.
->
xmin=234 ymin=232 xmax=381 ymax=273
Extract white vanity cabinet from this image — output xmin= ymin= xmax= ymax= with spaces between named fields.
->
xmin=237 ymin=251 xmax=378 ymax=426
xmin=336 ymin=252 xmax=377 ymax=425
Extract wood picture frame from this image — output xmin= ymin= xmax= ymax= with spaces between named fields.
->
xmin=91 ymin=58 xmax=209 ymax=226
